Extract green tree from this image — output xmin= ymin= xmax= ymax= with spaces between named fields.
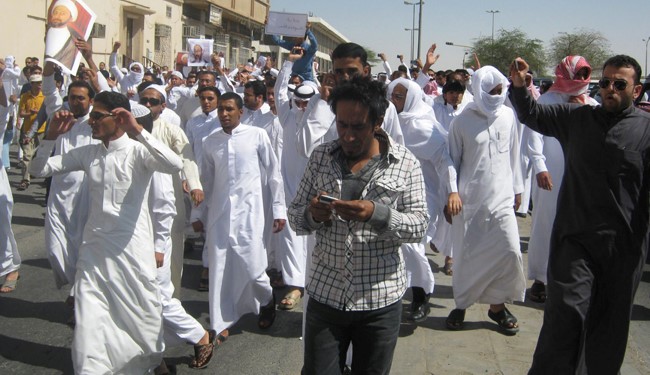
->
xmin=472 ymin=28 xmax=547 ymax=76
xmin=548 ymin=29 xmax=611 ymax=74
xmin=364 ymin=47 xmax=382 ymax=67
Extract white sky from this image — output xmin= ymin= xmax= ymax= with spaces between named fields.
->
xmin=270 ymin=0 xmax=650 ymax=77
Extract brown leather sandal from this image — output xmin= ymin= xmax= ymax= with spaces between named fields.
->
xmin=189 ymin=329 xmax=216 ymax=369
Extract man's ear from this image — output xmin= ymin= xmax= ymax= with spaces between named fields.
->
xmin=633 ymin=83 xmax=643 ymax=100
xmin=374 ymin=116 xmax=384 ymax=131
xmin=363 ymin=64 xmax=370 ymax=78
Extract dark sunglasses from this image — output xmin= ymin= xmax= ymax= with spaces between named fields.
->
xmin=88 ymin=111 xmax=113 ymax=121
xmin=139 ymin=97 xmax=162 ymax=106
xmin=598 ymin=78 xmax=628 ymax=91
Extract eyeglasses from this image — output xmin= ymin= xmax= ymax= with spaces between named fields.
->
xmin=139 ymin=97 xmax=162 ymax=106
xmin=88 ymin=111 xmax=113 ymax=121
xmin=598 ymin=78 xmax=628 ymax=91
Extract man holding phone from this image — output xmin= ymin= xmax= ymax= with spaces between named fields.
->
xmin=288 ymin=78 xmax=428 ymax=375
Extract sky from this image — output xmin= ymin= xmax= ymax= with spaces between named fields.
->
xmin=270 ymin=0 xmax=650 ymax=77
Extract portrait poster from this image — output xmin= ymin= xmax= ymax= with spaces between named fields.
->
xmin=186 ymin=39 xmax=213 ymax=67
xmin=44 ymin=0 xmax=96 ymax=75
xmin=265 ymin=11 xmax=307 ymax=37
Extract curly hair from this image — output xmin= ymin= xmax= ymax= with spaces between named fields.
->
xmin=329 ymin=76 xmax=388 ymax=126
xmin=603 ymin=55 xmax=643 ymax=84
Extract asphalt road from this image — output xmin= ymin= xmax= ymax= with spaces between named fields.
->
xmin=1 ymin=146 xmax=649 ymax=375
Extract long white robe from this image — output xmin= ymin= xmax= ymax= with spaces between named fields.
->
xmin=387 ymin=78 xmax=458 ymax=293
xmin=526 ymin=92 xmax=599 ymax=283
xmin=30 ymin=131 xmax=183 ymax=374
xmin=200 ymin=124 xmax=286 ymax=334
xmin=0 ymin=104 xmax=20 ymax=278
xmin=40 ymin=74 xmax=100 ymax=287
xmin=150 ymin=171 xmax=205 ymax=347
xmin=449 ymin=104 xmax=527 ymax=309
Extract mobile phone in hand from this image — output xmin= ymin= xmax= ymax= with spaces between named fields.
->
xmin=318 ymin=195 xmax=338 ymax=204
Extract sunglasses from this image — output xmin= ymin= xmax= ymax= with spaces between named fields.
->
xmin=139 ymin=97 xmax=162 ymax=106
xmin=88 ymin=111 xmax=113 ymax=121
xmin=598 ymin=78 xmax=628 ymax=91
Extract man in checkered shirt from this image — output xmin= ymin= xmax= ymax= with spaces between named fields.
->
xmin=288 ymin=77 xmax=429 ymax=375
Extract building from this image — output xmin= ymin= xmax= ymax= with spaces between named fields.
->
xmin=254 ymin=16 xmax=350 ymax=75
xmin=0 ymin=0 xmax=271 ymax=73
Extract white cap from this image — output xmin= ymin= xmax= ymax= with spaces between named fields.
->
xmin=52 ymin=0 xmax=78 ymax=22
xmin=29 ymin=74 xmax=43 ymax=83
xmin=130 ymin=102 xmax=150 ymax=118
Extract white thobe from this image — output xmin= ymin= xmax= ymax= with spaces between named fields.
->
xmin=151 ymin=117 xmax=202 ymax=297
xmin=525 ymin=92 xmax=599 ymax=283
xmin=40 ymin=74 xmax=100 ymax=287
xmin=431 ymin=100 xmax=468 ymax=257
xmin=0 ymin=104 xmax=20 ymax=278
xmin=271 ymin=62 xmax=314 ymax=287
xmin=200 ymin=124 xmax=286 ymax=334
xmin=448 ymin=105 xmax=527 ymax=309
xmin=150 ymin=171 xmax=205 ymax=347
xmin=30 ymin=131 xmax=183 ymax=374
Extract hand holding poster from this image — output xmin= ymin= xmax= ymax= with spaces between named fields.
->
xmin=44 ymin=0 xmax=96 ymax=75
xmin=265 ymin=11 xmax=307 ymax=38
xmin=186 ymin=39 xmax=213 ymax=67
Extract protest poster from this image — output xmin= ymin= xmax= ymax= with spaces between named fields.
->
xmin=265 ymin=11 xmax=307 ymax=37
xmin=44 ymin=0 xmax=96 ymax=75
xmin=186 ymin=39 xmax=213 ymax=67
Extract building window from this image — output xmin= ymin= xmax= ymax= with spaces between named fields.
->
xmin=166 ymin=6 xmax=172 ymax=18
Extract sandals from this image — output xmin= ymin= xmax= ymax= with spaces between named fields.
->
xmin=189 ymin=329 xmax=216 ymax=369
xmin=258 ymin=294 xmax=276 ymax=329
xmin=442 ymin=257 xmax=453 ymax=276
xmin=488 ymin=307 xmax=519 ymax=335
xmin=17 ymin=180 xmax=29 ymax=191
xmin=445 ymin=308 xmax=466 ymax=330
xmin=268 ymin=269 xmax=285 ymax=289
xmin=279 ymin=289 xmax=302 ymax=310
xmin=529 ymin=282 xmax=546 ymax=303
xmin=0 ymin=273 xmax=19 ymax=293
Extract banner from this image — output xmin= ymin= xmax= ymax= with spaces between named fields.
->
xmin=186 ymin=39 xmax=213 ymax=67
xmin=44 ymin=0 xmax=96 ymax=75
xmin=265 ymin=11 xmax=307 ymax=37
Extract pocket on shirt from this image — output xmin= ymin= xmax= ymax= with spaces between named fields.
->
xmin=113 ymin=181 xmax=130 ymax=205
xmin=371 ymin=178 xmax=406 ymax=206
xmin=497 ymin=130 xmax=510 ymax=153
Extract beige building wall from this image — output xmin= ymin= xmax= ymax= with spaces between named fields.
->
xmin=0 ymin=0 xmax=184 ymax=71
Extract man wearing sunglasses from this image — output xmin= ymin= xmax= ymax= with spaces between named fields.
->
xmin=509 ymin=55 xmax=649 ymax=374
xmin=30 ymin=91 xmax=183 ymax=374
xmin=138 ymin=83 xmax=203 ymax=298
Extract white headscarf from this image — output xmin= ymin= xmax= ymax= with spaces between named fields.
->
xmin=469 ymin=66 xmax=508 ymax=121
xmin=51 ymin=0 xmax=78 ymax=22
xmin=119 ymin=62 xmax=144 ymax=95
xmin=386 ymin=78 xmax=441 ymax=158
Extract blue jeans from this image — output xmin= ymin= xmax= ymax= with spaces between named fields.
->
xmin=303 ymin=298 xmax=401 ymax=375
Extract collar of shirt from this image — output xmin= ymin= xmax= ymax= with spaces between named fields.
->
xmin=203 ymin=107 xmax=218 ymax=119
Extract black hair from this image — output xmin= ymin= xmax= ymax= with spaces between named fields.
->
xmin=331 ymin=42 xmax=368 ymax=65
xmin=196 ymin=70 xmax=217 ymax=81
xmin=442 ymin=80 xmax=466 ymax=94
xmin=93 ymin=91 xmax=131 ymax=111
xmin=244 ymin=80 xmax=267 ymax=101
xmin=329 ymin=76 xmax=388 ymax=126
xmin=137 ymin=81 xmax=154 ymax=94
xmin=197 ymin=86 xmax=221 ymax=99
xmin=265 ymin=77 xmax=277 ymax=88
xmin=603 ymin=55 xmax=643 ymax=84
xmin=68 ymin=80 xmax=95 ymax=99
xmin=220 ymin=92 xmax=243 ymax=109
xmin=29 ymin=65 xmax=42 ymax=74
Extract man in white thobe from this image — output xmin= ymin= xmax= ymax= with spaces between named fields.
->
xmin=525 ymin=56 xmax=599 ymax=302
xmin=446 ymin=66 xmax=526 ymax=335
xmin=387 ymin=77 xmax=460 ymax=322
xmin=29 ymin=92 xmax=183 ymax=374
xmin=0 ymin=75 xmax=20 ymax=293
xmin=195 ymin=92 xmax=286 ymax=335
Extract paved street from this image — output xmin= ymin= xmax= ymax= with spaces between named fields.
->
xmin=1 ymin=145 xmax=650 ymax=374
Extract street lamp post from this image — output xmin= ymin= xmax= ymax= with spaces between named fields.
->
xmin=446 ymin=42 xmax=473 ymax=68
xmin=404 ymin=1 xmax=425 ymax=60
xmin=405 ymin=28 xmax=415 ymax=60
xmin=486 ymin=10 xmax=499 ymax=62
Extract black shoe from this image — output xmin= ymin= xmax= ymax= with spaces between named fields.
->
xmin=408 ymin=300 xmax=430 ymax=322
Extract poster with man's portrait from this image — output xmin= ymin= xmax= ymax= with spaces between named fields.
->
xmin=186 ymin=39 xmax=213 ymax=67
xmin=44 ymin=0 xmax=96 ymax=75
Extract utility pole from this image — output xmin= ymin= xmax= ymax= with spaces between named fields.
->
xmin=405 ymin=1 xmax=425 ymax=61
xmin=486 ymin=10 xmax=499 ymax=63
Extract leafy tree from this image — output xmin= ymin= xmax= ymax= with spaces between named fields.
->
xmin=548 ymin=29 xmax=611 ymax=74
xmin=471 ymin=28 xmax=547 ymax=76
xmin=364 ymin=47 xmax=382 ymax=67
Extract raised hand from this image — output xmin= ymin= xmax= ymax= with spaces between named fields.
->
xmin=111 ymin=107 xmax=142 ymax=137
xmin=424 ymin=44 xmax=439 ymax=69
xmin=112 ymin=41 xmax=121 ymax=53
xmin=45 ymin=110 xmax=76 ymax=140
xmin=509 ymin=57 xmax=529 ymax=88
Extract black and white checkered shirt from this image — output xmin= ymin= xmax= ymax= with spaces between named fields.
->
xmin=288 ymin=132 xmax=429 ymax=311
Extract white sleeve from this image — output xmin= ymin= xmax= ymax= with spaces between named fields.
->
xmin=149 ymin=172 xmax=176 ymax=254
xmin=525 ymin=127 xmax=547 ymax=175
xmin=296 ymin=94 xmax=335 ymax=158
